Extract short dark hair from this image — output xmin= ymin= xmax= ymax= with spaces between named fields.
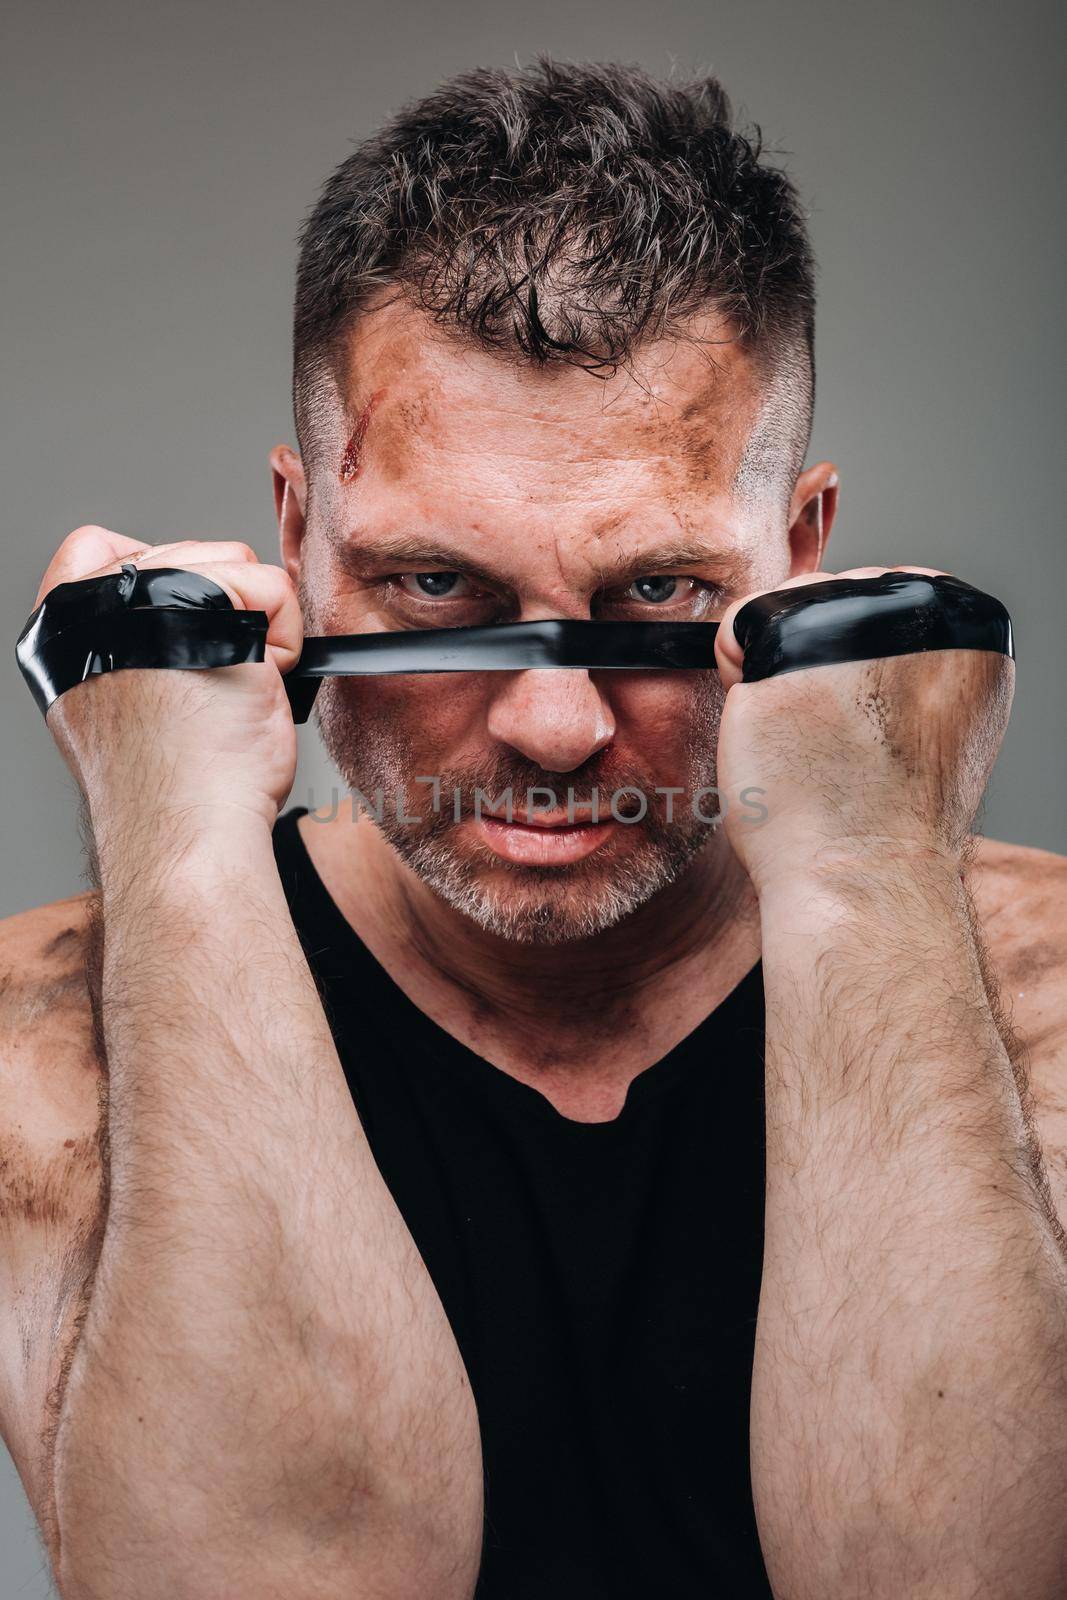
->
xmin=293 ymin=58 xmax=816 ymax=486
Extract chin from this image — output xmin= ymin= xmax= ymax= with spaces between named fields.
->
xmin=398 ymin=835 xmax=702 ymax=945
xmin=311 ymin=679 xmax=719 ymax=944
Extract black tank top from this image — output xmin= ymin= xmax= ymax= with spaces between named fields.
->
xmin=273 ymin=808 xmax=772 ymax=1597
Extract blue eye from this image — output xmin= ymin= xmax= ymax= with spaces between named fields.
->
xmin=628 ymin=575 xmax=679 ymax=603
xmin=400 ymin=572 xmax=469 ymax=598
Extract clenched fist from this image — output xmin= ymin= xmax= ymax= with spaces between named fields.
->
xmin=38 ymin=526 xmax=302 ymax=840
xmin=714 ymin=565 xmax=1015 ymax=894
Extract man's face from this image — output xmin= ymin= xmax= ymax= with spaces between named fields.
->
xmin=292 ymin=300 xmax=800 ymax=943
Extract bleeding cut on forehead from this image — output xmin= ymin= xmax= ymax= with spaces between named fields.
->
xmin=269 ymin=297 xmax=839 ymax=944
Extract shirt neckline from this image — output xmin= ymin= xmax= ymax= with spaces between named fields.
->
xmin=275 ymin=806 xmax=764 ymax=1129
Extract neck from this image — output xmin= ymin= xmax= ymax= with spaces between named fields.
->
xmin=300 ymin=802 xmax=760 ymax=1031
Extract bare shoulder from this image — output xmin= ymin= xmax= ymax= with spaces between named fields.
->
xmin=0 ymin=891 xmax=104 ymax=1177
xmin=0 ymin=892 xmax=105 ymax=1525
xmin=967 ymin=836 xmax=1067 ymax=1217
xmin=967 ymin=836 xmax=1067 ymax=1052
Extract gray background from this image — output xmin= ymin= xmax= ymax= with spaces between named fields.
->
xmin=2 ymin=0 xmax=1063 ymax=1590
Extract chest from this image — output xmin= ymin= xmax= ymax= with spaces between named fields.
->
xmin=347 ymin=1036 xmax=770 ymax=1594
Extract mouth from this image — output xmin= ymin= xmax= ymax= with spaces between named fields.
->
xmin=469 ymin=809 xmax=620 ymax=865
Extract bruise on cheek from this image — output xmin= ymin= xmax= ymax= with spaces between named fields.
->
xmin=338 ymin=390 xmax=385 ymax=483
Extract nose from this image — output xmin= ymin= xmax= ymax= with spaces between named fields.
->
xmin=486 ymin=669 xmax=615 ymax=772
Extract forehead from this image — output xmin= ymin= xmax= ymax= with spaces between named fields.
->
xmin=315 ymin=299 xmax=774 ymax=577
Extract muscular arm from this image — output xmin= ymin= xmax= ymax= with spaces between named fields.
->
xmin=50 ymin=811 xmax=482 ymax=1600
xmin=14 ymin=528 xmax=484 ymax=1597
xmin=751 ymin=850 xmax=1067 ymax=1598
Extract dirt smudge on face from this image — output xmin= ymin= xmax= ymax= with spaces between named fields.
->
xmin=372 ymin=389 xmax=440 ymax=483
xmin=589 ymin=510 xmax=627 ymax=542
xmin=640 ymin=342 xmax=763 ymax=496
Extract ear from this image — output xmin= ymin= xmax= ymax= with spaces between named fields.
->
xmin=786 ymin=461 xmax=839 ymax=577
xmin=269 ymin=445 xmax=308 ymax=585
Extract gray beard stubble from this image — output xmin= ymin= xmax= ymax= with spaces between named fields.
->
xmin=302 ymin=579 xmax=724 ymax=944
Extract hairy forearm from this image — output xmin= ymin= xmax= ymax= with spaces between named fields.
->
xmin=752 ymin=850 xmax=1067 ymax=1600
xmin=53 ymin=812 xmax=482 ymax=1599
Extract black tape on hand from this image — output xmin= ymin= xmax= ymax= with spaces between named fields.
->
xmin=16 ymin=566 xmax=1013 ymax=724
xmin=733 ymin=573 xmax=1013 ymax=683
xmin=16 ymin=568 xmax=715 ymax=723
xmin=16 ymin=564 xmax=269 ymax=715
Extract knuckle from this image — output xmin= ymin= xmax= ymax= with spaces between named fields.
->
xmin=64 ymin=523 xmax=110 ymax=546
xmin=56 ymin=524 xmax=120 ymax=563
xmin=40 ymin=526 xmax=135 ymax=598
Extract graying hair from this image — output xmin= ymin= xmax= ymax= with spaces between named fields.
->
xmin=293 ymin=57 xmax=816 ymax=485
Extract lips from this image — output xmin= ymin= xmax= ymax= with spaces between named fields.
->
xmin=470 ymin=811 xmax=620 ymax=865
xmin=483 ymin=807 xmax=598 ymax=827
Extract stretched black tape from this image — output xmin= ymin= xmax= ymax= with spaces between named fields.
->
xmin=733 ymin=573 xmax=1013 ymax=683
xmin=283 ymin=620 xmax=715 ymax=722
xmin=17 ymin=566 xmax=1013 ymax=724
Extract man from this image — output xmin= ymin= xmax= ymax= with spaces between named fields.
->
xmin=2 ymin=57 xmax=1066 ymax=1600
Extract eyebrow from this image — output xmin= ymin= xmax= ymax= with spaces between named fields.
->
xmin=588 ymin=543 xmax=743 ymax=587
xmin=334 ymin=534 xmax=505 ymax=587
xmin=334 ymin=531 xmax=744 ymax=590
